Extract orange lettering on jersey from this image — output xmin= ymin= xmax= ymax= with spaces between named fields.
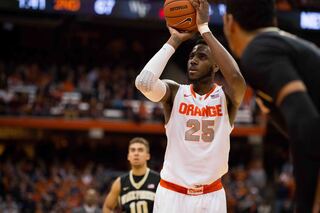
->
xmin=207 ymin=106 xmax=216 ymax=117
xmin=194 ymin=106 xmax=202 ymax=116
xmin=179 ymin=102 xmax=188 ymax=114
xmin=217 ymin=104 xmax=223 ymax=116
xmin=178 ymin=102 xmax=223 ymax=117
xmin=201 ymin=107 xmax=208 ymax=117
xmin=186 ymin=104 xmax=194 ymax=116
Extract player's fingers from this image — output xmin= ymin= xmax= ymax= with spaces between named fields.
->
xmin=189 ymin=0 xmax=200 ymax=9
xmin=190 ymin=31 xmax=197 ymax=37
xmin=167 ymin=26 xmax=178 ymax=34
xmin=199 ymin=0 xmax=206 ymax=10
xmin=198 ymin=0 xmax=203 ymax=10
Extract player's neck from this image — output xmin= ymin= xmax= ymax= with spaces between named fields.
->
xmin=192 ymin=80 xmax=214 ymax=95
xmin=131 ymin=165 xmax=148 ymax=176
xmin=233 ymin=30 xmax=255 ymax=58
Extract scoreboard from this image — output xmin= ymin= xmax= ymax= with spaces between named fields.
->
xmin=0 ymin=0 xmax=319 ymax=30
xmin=0 ymin=0 xmax=226 ymax=24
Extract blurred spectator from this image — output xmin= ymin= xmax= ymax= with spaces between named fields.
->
xmin=248 ymin=159 xmax=267 ymax=190
xmin=274 ymin=163 xmax=295 ymax=213
xmin=0 ymin=195 xmax=19 ymax=213
xmin=72 ymin=188 xmax=102 ymax=213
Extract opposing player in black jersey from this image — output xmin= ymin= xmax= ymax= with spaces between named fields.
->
xmin=103 ymin=137 xmax=160 ymax=213
xmin=223 ymin=0 xmax=320 ymax=212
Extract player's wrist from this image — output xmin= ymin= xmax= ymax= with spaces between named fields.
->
xmin=167 ymin=35 xmax=182 ymax=50
xmin=198 ymin=23 xmax=210 ymax=35
xmin=163 ymin=43 xmax=176 ymax=54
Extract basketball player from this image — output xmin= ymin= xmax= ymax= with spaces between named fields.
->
xmin=103 ymin=137 xmax=160 ymax=213
xmin=223 ymin=0 xmax=320 ymax=212
xmin=135 ymin=0 xmax=246 ymax=212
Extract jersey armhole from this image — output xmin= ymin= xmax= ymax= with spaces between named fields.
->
xmin=164 ymin=84 xmax=182 ymax=128
xmin=221 ymin=87 xmax=234 ymax=133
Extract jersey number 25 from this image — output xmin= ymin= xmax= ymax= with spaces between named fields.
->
xmin=185 ymin=119 xmax=215 ymax=142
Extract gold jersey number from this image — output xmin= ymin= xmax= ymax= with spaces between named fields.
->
xmin=129 ymin=200 xmax=148 ymax=213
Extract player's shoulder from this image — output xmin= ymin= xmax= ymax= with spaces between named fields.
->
xmin=242 ymin=32 xmax=282 ymax=69
xmin=246 ymin=30 xmax=291 ymax=54
xmin=148 ymin=169 xmax=160 ymax=177
xmin=148 ymin=169 xmax=161 ymax=183
xmin=163 ymin=79 xmax=181 ymax=89
xmin=119 ymin=171 xmax=130 ymax=181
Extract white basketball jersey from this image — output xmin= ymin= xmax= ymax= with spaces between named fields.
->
xmin=161 ymin=84 xmax=232 ymax=188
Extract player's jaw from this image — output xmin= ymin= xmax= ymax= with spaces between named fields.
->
xmin=188 ymin=70 xmax=198 ymax=80
xmin=188 ymin=65 xmax=213 ymax=82
xmin=188 ymin=61 xmax=203 ymax=79
xmin=129 ymin=158 xmax=148 ymax=169
xmin=128 ymin=153 xmax=149 ymax=167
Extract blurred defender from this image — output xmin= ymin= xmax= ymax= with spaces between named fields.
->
xmin=103 ymin=137 xmax=160 ymax=213
xmin=223 ymin=0 xmax=320 ymax=212
xmin=135 ymin=0 xmax=246 ymax=212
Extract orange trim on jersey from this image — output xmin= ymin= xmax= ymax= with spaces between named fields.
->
xmin=204 ymin=84 xmax=217 ymax=100
xmin=160 ymin=178 xmax=223 ymax=196
xmin=190 ymin=84 xmax=197 ymax=98
xmin=190 ymin=84 xmax=217 ymax=100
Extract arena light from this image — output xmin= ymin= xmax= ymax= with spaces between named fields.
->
xmin=128 ymin=0 xmax=151 ymax=18
xmin=300 ymin=11 xmax=320 ymax=30
xmin=94 ymin=0 xmax=116 ymax=15
xmin=217 ymin=4 xmax=226 ymax=16
xmin=54 ymin=0 xmax=80 ymax=12
xmin=19 ymin=0 xmax=46 ymax=10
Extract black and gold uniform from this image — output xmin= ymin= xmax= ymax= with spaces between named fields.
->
xmin=119 ymin=169 xmax=160 ymax=213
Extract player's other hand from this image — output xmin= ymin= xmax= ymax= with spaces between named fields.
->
xmin=189 ymin=0 xmax=210 ymax=26
xmin=167 ymin=26 xmax=196 ymax=49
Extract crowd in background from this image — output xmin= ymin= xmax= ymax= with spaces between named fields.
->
xmin=0 ymin=61 xmax=146 ymax=119
xmin=0 ymin=138 xmax=294 ymax=213
xmin=0 ymin=34 xmax=163 ymax=121
xmin=0 ymin=44 xmax=254 ymax=124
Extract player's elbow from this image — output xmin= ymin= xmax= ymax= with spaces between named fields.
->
xmin=135 ymin=72 xmax=152 ymax=93
xmin=102 ymin=202 xmax=113 ymax=213
xmin=229 ymin=75 xmax=246 ymax=107
xmin=234 ymin=81 xmax=247 ymax=107
xmin=135 ymin=74 xmax=144 ymax=91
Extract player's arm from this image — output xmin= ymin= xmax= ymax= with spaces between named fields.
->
xmin=135 ymin=29 xmax=195 ymax=104
xmin=103 ymin=177 xmax=121 ymax=213
xmin=190 ymin=0 xmax=246 ymax=124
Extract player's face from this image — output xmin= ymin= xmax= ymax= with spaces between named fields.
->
xmin=127 ymin=143 xmax=150 ymax=167
xmin=187 ymin=44 xmax=214 ymax=81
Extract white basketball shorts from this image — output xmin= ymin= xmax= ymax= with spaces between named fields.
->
xmin=153 ymin=184 xmax=227 ymax=213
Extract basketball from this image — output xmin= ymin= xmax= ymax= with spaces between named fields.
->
xmin=164 ymin=0 xmax=197 ymax=31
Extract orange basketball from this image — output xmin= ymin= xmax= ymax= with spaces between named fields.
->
xmin=164 ymin=0 xmax=197 ymax=31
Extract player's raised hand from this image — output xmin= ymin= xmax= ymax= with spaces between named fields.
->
xmin=189 ymin=0 xmax=209 ymax=26
xmin=167 ymin=26 xmax=196 ymax=49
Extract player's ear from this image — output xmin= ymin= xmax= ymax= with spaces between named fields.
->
xmin=212 ymin=64 xmax=219 ymax=73
xmin=223 ymin=14 xmax=236 ymax=33
xmin=147 ymin=153 xmax=150 ymax=161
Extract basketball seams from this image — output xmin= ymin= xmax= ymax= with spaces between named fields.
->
xmin=179 ymin=24 xmax=196 ymax=31
xmin=164 ymin=0 xmax=196 ymax=31
xmin=164 ymin=0 xmax=195 ymax=16
xmin=164 ymin=0 xmax=186 ymax=7
xmin=164 ymin=11 xmax=196 ymax=18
